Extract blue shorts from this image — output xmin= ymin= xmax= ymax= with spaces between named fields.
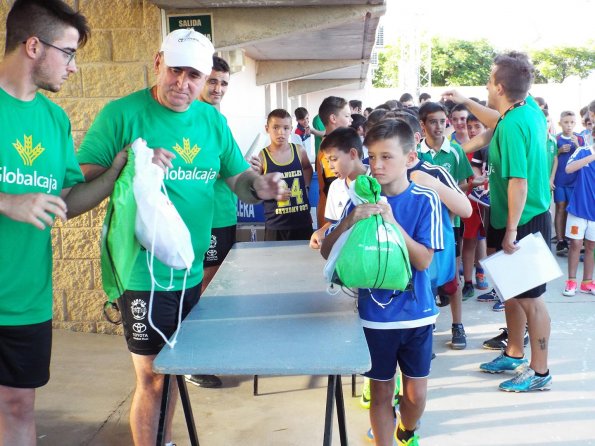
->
xmin=553 ymin=186 xmax=574 ymax=204
xmin=363 ymin=325 xmax=433 ymax=380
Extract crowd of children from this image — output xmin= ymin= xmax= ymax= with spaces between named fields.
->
xmin=243 ymin=75 xmax=594 ymax=446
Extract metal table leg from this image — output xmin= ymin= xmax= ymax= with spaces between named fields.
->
xmin=176 ymin=375 xmax=200 ymax=446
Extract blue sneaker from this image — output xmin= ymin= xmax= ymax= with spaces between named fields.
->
xmin=477 ymin=288 xmax=498 ymax=302
xmin=499 ymin=367 xmax=552 ymax=392
xmin=492 ymin=300 xmax=505 ymax=311
xmin=480 ymin=353 xmax=528 ymax=373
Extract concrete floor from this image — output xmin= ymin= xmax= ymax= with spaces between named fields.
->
xmin=36 ymin=252 xmax=595 ymax=446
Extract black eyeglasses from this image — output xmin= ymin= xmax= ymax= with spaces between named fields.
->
xmin=23 ymin=38 xmax=76 ymax=65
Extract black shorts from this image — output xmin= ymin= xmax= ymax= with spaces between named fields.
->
xmin=203 ymin=225 xmax=236 ymax=267
xmin=0 ymin=320 xmax=52 ymax=388
xmin=487 ymin=211 xmax=552 ymax=298
xmin=118 ymin=284 xmax=201 ymax=355
xmin=264 ymin=226 xmax=313 ymax=241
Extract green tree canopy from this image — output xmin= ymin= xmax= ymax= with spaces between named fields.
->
xmin=530 ymin=46 xmax=595 ymax=83
xmin=430 ymin=38 xmax=496 ymax=86
xmin=372 ymin=44 xmax=399 ymax=88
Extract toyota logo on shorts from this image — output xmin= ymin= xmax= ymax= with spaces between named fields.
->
xmin=132 ymin=323 xmax=147 ymax=333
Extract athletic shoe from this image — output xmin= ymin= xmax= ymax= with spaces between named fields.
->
xmin=492 ymin=300 xmax=505 ymax=311
xmin=580 ymin=281 xmax=595 ymax=295
xmin=395 ymin=431 xmax=420 ymax=446
xmin=477 ymin=288 xmax=498 ymax=302
xmin=475 ymin=272 xmax=489 ymax=290
xmin=556 ymin=240 xmax=568 ymax=256
xmin=451 ymin=323 xmax=467 ymax=350
xmin=360 ymin=377 xmax=371 ymax=409
xmin=462 ymin=282 xmax=475 ymax=300
xmin=499 ymin=367 xmax=552 ymax=392
xmin=185 ymin=374 xmax=222 ymax=388
xmin=563 ymin=280 xmax=577 ymax=296
xmin=479 ymin=353 xmax=527 ymax=373
xmin=483 ymin=327 xmax=530 ymax=350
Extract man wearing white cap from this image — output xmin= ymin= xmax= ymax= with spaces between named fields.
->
xmin=77 ymin=28 xmax=287 ymax=446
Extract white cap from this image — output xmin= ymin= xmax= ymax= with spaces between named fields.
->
xmin=160 ymin=28 xmax=214 ymax=75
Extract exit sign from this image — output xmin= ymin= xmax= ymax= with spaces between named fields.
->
xmin=167 ymin=14 xmax=213 ymax=43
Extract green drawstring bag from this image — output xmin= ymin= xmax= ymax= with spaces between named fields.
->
xmin=101 ymin=148 xmax=141 ymax=306
xmin=334 ymin=175 xmax=412 ymax=290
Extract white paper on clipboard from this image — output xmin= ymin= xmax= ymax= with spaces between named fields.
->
xmin=479 ymin=232 xmax=563 ymax=301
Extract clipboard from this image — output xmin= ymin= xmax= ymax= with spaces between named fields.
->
xmin=479 ymin=232 xmax=563 ymax=301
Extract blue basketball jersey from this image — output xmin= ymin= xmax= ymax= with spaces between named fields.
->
xmin=566 ymin=147 xmax=595 ymax=221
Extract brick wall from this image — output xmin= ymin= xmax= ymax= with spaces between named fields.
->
xmin=0 ymin=0 xmax=162 ymax=334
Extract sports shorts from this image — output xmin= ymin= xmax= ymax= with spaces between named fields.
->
xmin=118 ymin=283 xmax=201 ymax=355
xmin=204 ymin=225 xmax=236 ymax=267
xmin=566 ymin=213 xmax=595 ymax=241
xmin=363 ymin=325 xmax=433 ymax=381
xmin=0 ymin=319 xmax=52 ymax=388
xmin=487 ymin=211 xmax=551 ymax=298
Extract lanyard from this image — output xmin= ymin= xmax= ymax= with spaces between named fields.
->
xmin=494 ymin=99 xmax=526 ymax=131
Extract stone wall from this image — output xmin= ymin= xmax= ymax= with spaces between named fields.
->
xmin=0 ymin=0 xmax=162 ymax=334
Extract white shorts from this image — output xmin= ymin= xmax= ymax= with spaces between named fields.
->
xmin=566 ymin=213 xmax=595 ymax=241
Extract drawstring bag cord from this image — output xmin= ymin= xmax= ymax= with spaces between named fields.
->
xmin=146 ymin=182 xmax=189 ymax=349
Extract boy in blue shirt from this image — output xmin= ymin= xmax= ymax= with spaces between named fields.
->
xmin=321 ymin=120 xmax=442 ymax=446
xmin=562 ymin=141 xmax=595 ymax=295
xmin=553 ymin=110 xmax=585 ymax=255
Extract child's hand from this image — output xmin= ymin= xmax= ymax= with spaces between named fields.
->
xmin=559 ymin=144 xmax=571 ymax=154
xmin=550 ymin=179 xmax=556 ymax=191
xmin=377 ymin=199 xmax=397 ymax=226
xmin=570 ymin=134 xmax=579 ymax=146
xmin=309 ymin=227 xmax=325 ymax=250
xmin=248 ymin=155 xmax=263 ymax=173
xmin=347 ymin=203 xmax=382 ymax=227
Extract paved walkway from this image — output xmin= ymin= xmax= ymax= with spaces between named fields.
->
xmin=36 ymin=253 xmax=595 ymax=445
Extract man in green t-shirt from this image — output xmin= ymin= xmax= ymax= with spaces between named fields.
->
xmin=0 ymin=1 xmax=127 ymax=444
xmin=77 ymin=29 xmax=286 ymax=446
xmin=185 ymin=55 xmax=232 ymax=390
xmin=418 ymin=100 xmax=474 ymax=350
xmin=444 ymin=52 xmax=552 ymax=393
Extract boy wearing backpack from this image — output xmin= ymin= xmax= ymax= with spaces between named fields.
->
xmin=321 ymin=120 xmax=442 ymax=446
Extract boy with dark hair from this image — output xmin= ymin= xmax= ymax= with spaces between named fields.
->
xmin=254 ymin=109 xmax=313 ymax=241
xmin=294 ymin=106 xmax=311 ymax=143
xmin=418 ymin=100 xmax=473 ymax=348
xmin=349 ymin=99 xmax=363 ymax=114
xmin=309 ymin=127 xmax=368 ymax=249
xmin=460 ymin=114 xmax=490 ymax=299
xmin=315 ymin=96 xmax=352 ymax=228
xmin=399 ymin=92 xmax=415 ymax=107
xmin=0 ymin=1 xmax=125 ymax=443
xmin=321 ymin=119 xmax=442 ymax=446
xmin=419 ymin=92 xmax=431 ymax=105
xmin=553 ymin=110 xmax=585 ymax=256
xmin=448 ymin=103 xmax=470 ymax=146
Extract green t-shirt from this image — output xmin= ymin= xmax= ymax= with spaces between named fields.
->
xmin=77 ymin=89 xmax=248 ymax=290
xmin=418 ymin=137 xmax=473 ymax=227
xmin=0 ymin=88 xmax=84 ymax=325
xmin=488 ymin=95 xmax=550 ymax=229
xmin=313 ymin=114 xmax=325 ymax=157
xmin=212 ymin=179 xmax=237 ymax=228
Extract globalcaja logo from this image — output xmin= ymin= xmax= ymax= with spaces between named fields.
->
xmin=0 ymin=135 xmax=58 ymax=193
xmin=172 ymin=137 xmax=201 ymax=164
xmin=13 ymin=135 xmax=45 ymax=166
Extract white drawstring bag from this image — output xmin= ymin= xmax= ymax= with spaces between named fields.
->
xmin=131 ymin=138 xmax=194 ymax=348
